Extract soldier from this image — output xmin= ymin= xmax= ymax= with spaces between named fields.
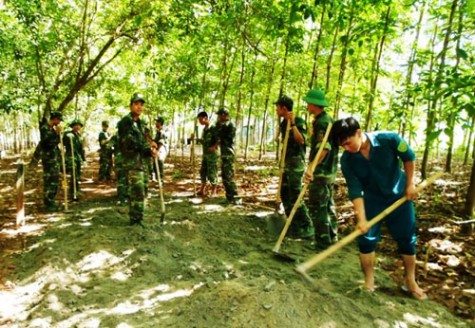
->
xmin=63 ymin=119 xmax=86 ymax=201
xmin=215 ymin=108 xmax=239 ymax=204
xmin=153 ymin=117 xmax=168 ymax=184
xmin=39 ymin=111 xmax=63 ymax=211
xmin=117 ymin=92 xmax=157 ymax=226
xmin=193 ymin=111 xmax=219 ymax=197
xmin=98 ymin=120 xmax=114 ymax=181
xmin=275 ymin=95 xmax=314 ymax=239
xmin=303 ymin=89 xmax=339 ymax=250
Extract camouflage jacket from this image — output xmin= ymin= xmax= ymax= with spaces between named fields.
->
xmin=309 ymin=111 xmax=338 ymax=180
xmin=117 ymin=113 xmax=152 ymax=170
xmin=201 ymin=125 xmax=219 ymax=155
xmin=99 ymin=131 xmax=113 ymax=153
xmin=63 ymin=130 xmax=86 ymax=162
xmin=216 ymin=121 xmax=235 ymax=156
xmin=39 ymin=122 xmax=60 ymax=159
xmin=280 ymin=117 xmax=307 ymax=162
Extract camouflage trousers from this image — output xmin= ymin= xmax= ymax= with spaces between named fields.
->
xmin=307 ymin=177 xmax=338 ymax=246
xmin=281 ymin=158 xmax=313 ymax=237
xmin=98 ymin=150 xmax=113 ymax=180
xmin=127 ymin=169 xmax=146 ymax=223
xmin=200 ymin=152 xmax=218 ymax=185
xmin=41 ymin=157 xmax=60 ymax=207
xmin=115 ymin=158 xmax=129 ymax=202
xmin=221 ymin=155 xmax=237 ymax=201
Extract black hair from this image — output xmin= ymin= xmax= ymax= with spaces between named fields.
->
xmin=274 ymin=95 xmax=293 ymax=112
xmin=197 ymin=111 xmax=208 ymax=118
xmin=330 ymin=117 xmax=361 ymax=146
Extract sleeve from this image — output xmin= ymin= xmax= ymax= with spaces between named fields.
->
xmin=341 ymin=153 xmax=364 ymax=200
xmin=295 ymin=117 xmax=307 ymax=139
xmin=391 ymin=132 xmax=415 ymax=162
xmin=310 ymin=118 xmax=332 ymax=161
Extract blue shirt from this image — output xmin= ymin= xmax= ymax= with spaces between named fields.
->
xmin=341 ymin=132 xmax=415 ymax=201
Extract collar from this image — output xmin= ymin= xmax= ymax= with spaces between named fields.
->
xmin=365 ymin=132 xmax=380 ymax=148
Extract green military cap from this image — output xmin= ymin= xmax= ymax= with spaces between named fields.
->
xmin=130 ymin=92 xmax=145 ymax=105
xmin=50 ymin=111 xmax=63 ymax=120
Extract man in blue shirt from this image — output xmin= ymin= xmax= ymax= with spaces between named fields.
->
xmin=331 ymin=117 xmax=427 ymax=300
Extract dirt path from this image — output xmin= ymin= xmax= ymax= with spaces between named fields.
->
xmin=0 ymin=153 xmax=473 ymax=327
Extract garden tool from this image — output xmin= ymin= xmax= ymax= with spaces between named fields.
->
xmin=67 ymin=133 xmax=77 ymax=201
xmin=267 ymin=119 xmax=292 ymax=235
xmin=59 ymin=132 xmax=68 ymax=210
xmin=295 ymin=171 xmax=444 ymax=285
xmin=272 ymin=123 xmax=332 ymax=262
xmin=154 ymin=154 xmax=166 ymax=223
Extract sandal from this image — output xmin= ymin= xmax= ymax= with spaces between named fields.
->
xmin=401 ymin=285 xmax=428 ymax=301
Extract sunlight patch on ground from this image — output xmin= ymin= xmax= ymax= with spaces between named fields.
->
xmin=166 ymin=198 xmax=185 ymax=204
xmin=428 ymin=226 xmax=452 ymax=234
xmin=1 ymin=222 xmax=46 ymax=238
xmin=243 ymin=165 xmax=268 ymax=171
xmin=254 ymin=211 xmax=273 ymax=218
xmin=27 ymin=238 xmax=57 ymax=251
xmin=171 ymin=191 xmax=195 ymax=197
xmin=427 ymin=239 xmax=463 ymax=253
xmin=50 ymin=282 xmax=204 ymax=327
xmin=401 ymin=313 xmax=444 ymax=328
xmin=169 ymin=219 xmax=196 ymax=228
xmin=77 ymin=250 xmax=133 ymax=273
xmin=0 ymin=249 xmax=136 ymax=323
xmin=195 ymin=204 xmax=226 ymax=213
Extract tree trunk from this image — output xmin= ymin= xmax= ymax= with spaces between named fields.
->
xmin=244 ymin=54 xmax=257 ymax=161
xmin=259 ymin=53 xmax=277 ymax=161
xmin=309 ymin=4 xmax=326 ymax=90
xmin=445 ymin=1 xmax=463 ymax=173
xmin=464 ymin=115 xmax=475 ymax=165
xmin=334 ymin=3 xmax=355 ymax=120
xmin=325 ymin=23 xmax=340 ymax=92
xmin=402 ymin=1 xmax=425 ymax=141
xmin=464 ymin=142 xmax=475 ymax=218
xmin=364 ymin=4 xmax=391 ymax=131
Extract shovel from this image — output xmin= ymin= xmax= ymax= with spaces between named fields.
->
xmin=295 ymin=171 xmax=444 ymax=285
xmin=272 ymin=123 xmax=333 ymax=262
xmin=154 ymin=155 xmax=166 ymax=223
xmin=268 ymin=119 xmax=292 ymax=235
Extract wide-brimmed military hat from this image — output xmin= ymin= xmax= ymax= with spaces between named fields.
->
xmin=69 ymin=119 xmax=83 ymax=128
xmin=303 ymin=89 xmax=329 ymax=107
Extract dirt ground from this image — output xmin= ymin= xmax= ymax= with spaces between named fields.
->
xmin=0 ymin=150 xmax=474 ymax=327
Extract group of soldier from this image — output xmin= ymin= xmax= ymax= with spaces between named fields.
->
xmin=35 ymin=89 xmax=427 ymax=299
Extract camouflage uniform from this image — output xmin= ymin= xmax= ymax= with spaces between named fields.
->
xmin=39 ymin=122 xmax=61 ymax=209
xmin=280 ymin=118 xmax=313 ymax=238
xmin=98 ymin=130 xmax=113 ymax=180
xmin=117 ymin=113 xmax=153 ymax=224
xmin=63 ymin=129 xmax=85 ymax=200
xmin=200 ymin=125 xmax=219 ymax=185
xmin=216 ymin=121 xmax=238 ymax=201
xmin=308 ymin=111 xmax=338 ymax=248
xmin=153 ymin=129 xmax=168 ymax=183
